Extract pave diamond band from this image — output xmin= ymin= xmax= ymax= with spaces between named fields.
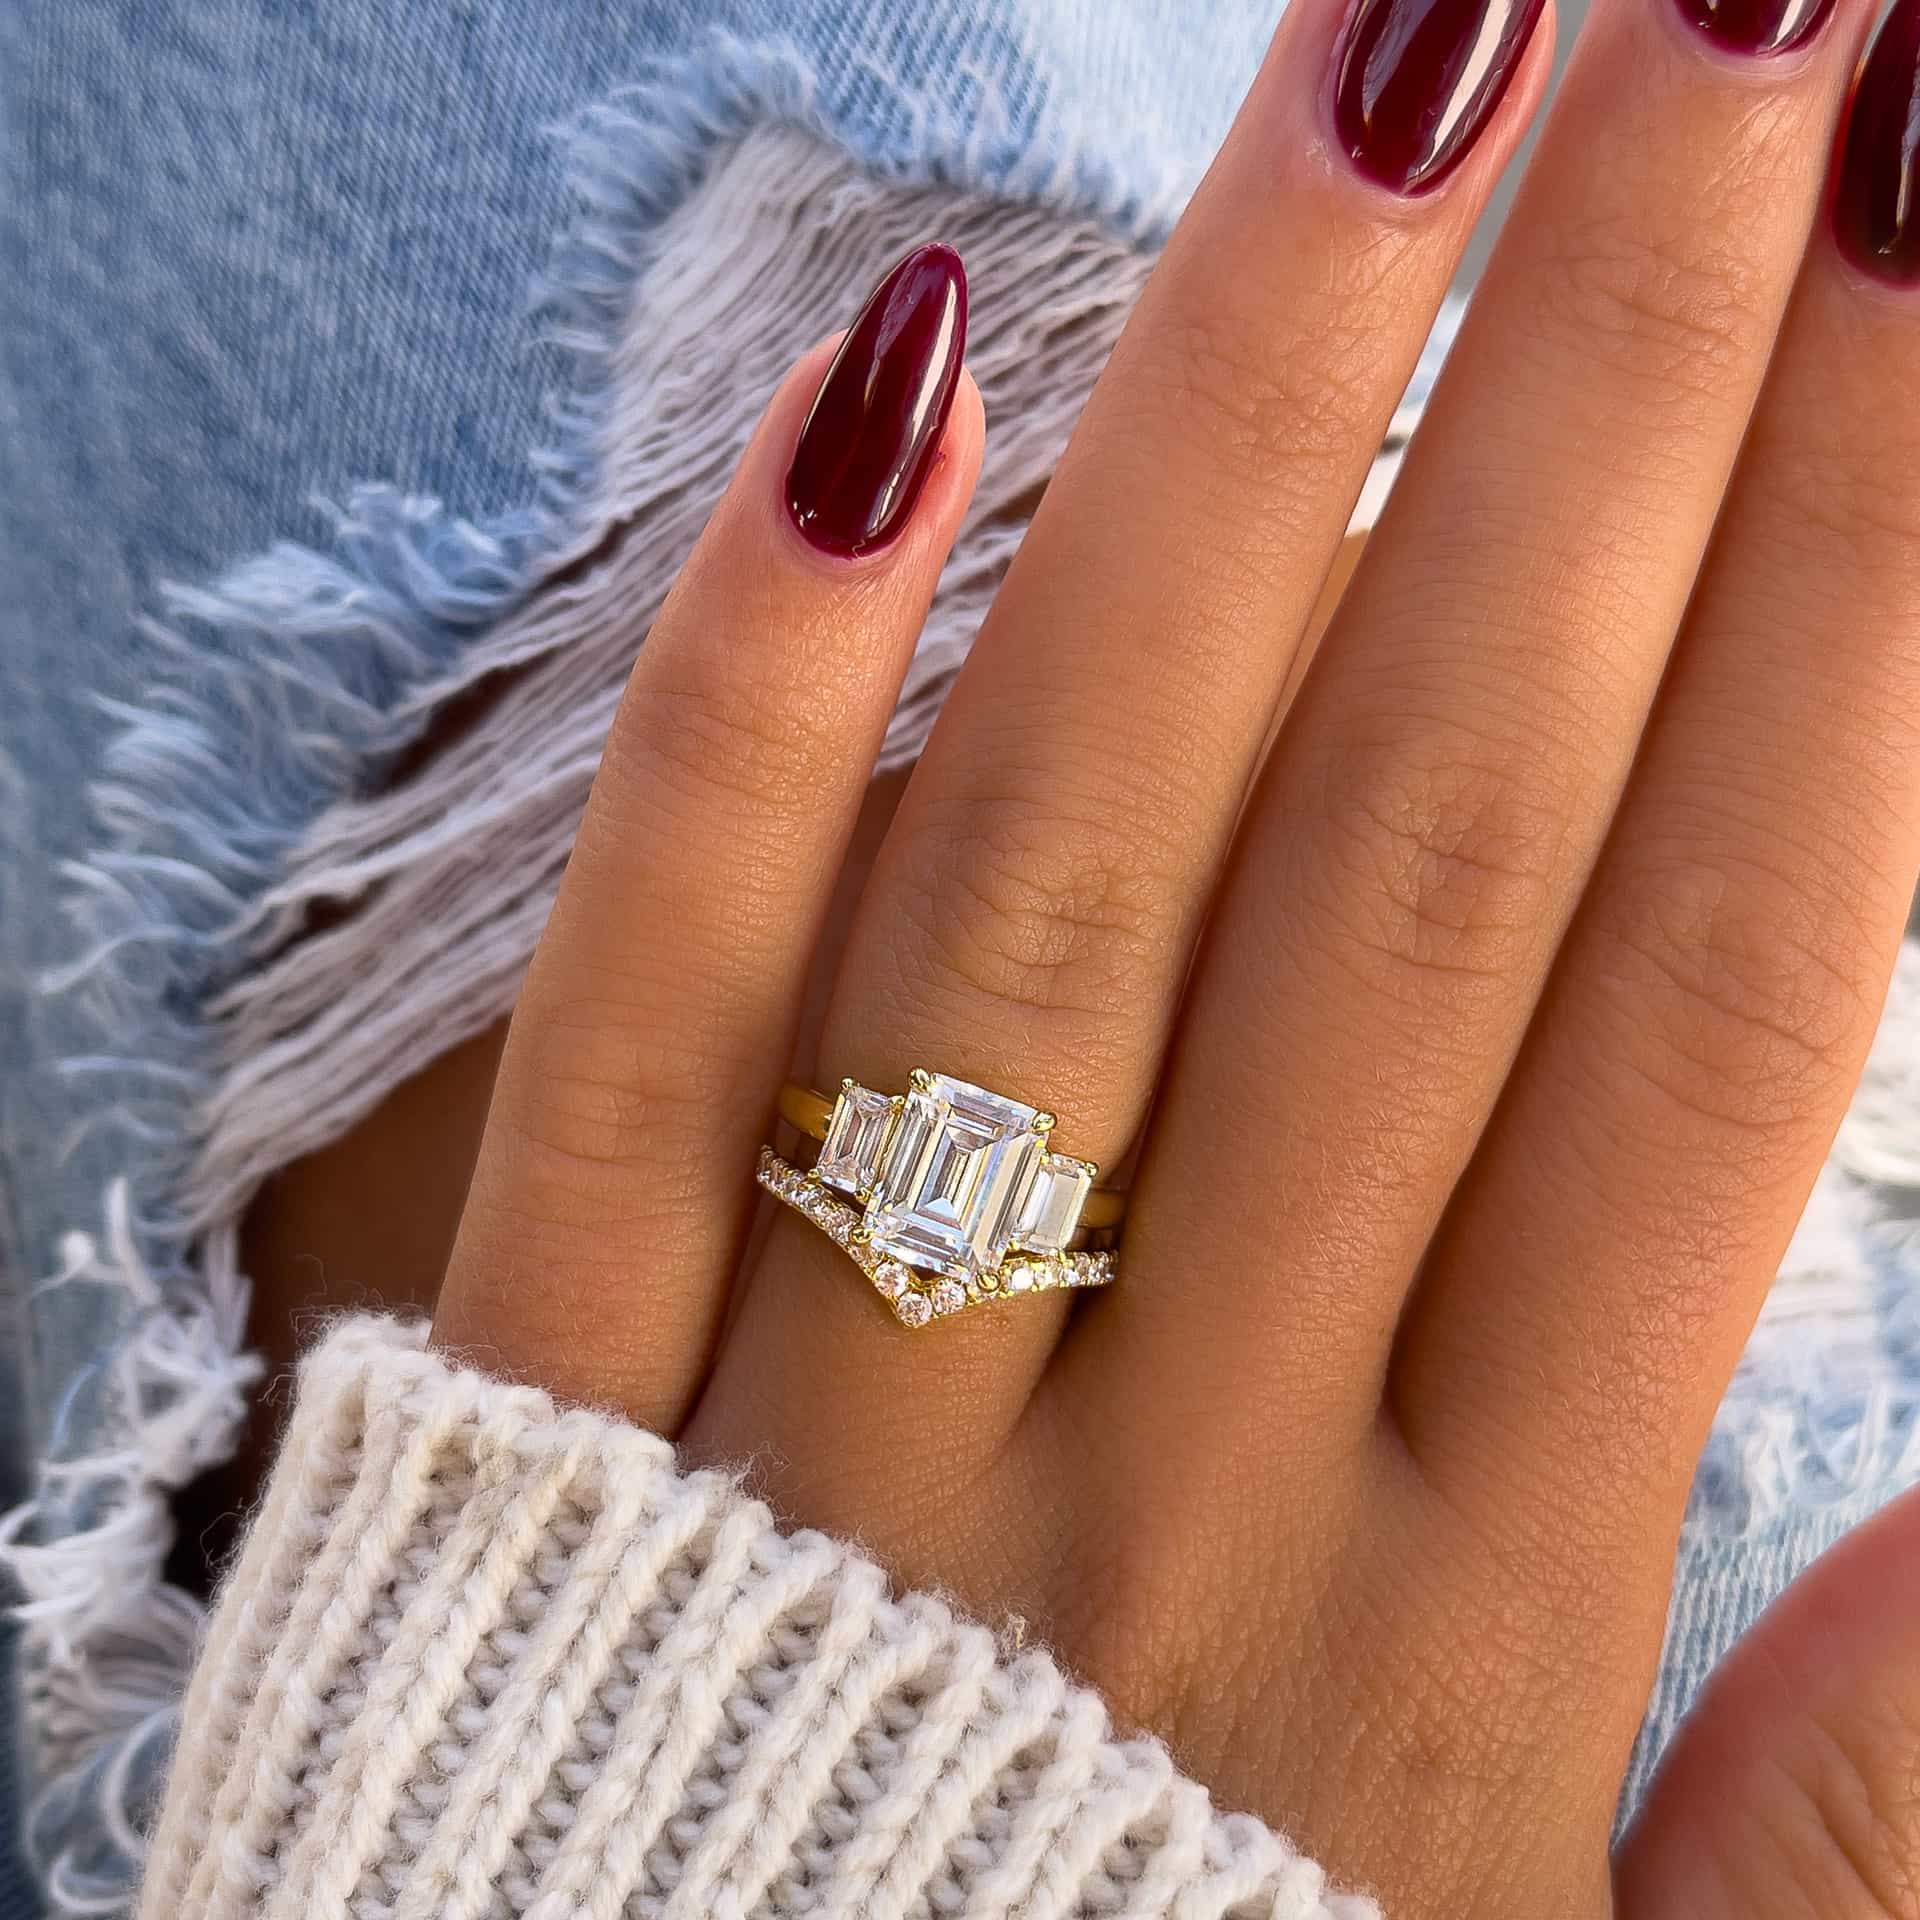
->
xmin=758 ymin=1150 xmax=1117 ymax=1327
xmin=769 ymin=1071 xmax=1124 ymax=1323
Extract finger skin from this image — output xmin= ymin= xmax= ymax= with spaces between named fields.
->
xmin=1086 ymin=0 xmax=1875 ymax=1472
xmin=1615 ymin=1483 xmax=1920 ymax=1920
xmin=689 ymin=0 xmax=1553 ymax=1532
xmin=435 ymin=339 xmax=984 ymax=1435
xmin=1397 ymin=219 xmax=1920 ymax=1527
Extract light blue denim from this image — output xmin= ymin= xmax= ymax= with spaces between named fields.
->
xmin=3 ymin=2 xmax=1916 ymax=1916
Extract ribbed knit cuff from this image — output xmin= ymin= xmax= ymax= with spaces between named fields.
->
xmin=138 ymin=1317 xmax=1378 ymax=1920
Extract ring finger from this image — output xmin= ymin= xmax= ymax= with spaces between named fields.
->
xmin=689 ymin=0 xmax=1554 ymax=1532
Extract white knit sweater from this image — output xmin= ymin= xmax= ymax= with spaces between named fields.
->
xmin=137 ymin=1318 xmax=1377 ymax=1920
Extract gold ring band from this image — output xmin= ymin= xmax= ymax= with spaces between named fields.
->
xmin=778 ymin=1078 xmax=1124 ymax=1230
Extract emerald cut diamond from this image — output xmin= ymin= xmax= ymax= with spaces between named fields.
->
xmin=1012 ymin=1155 xmax=1094 ymax=1256
xmin=816 ymin=1082 xmax=897 ymax=1196
xmin=866 ymin=1072 xmax=1050 ymax=1282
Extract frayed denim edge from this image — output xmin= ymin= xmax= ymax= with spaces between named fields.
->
xmin=0 ymin=34 xmax=1194 ymax=1914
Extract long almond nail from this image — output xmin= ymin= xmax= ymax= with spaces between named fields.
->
xmin=1331 ymin=0 xmax=1546 ymax=194
xmin=785 ymin=244 xmax=968 ymax=557
xmin=1831 ymin=0 xmax=1920 ymax=284
xmin=1675 ymin=0 xmax=1834 ymax=58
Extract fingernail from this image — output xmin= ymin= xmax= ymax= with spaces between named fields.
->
xmin=784 ymin=243 xmax=968 ymax=557
xmin=1831 ymin=0 xmax=1920 ymax=284
xmin=1676 ymin=0 xmax=1833 ymax=57
xmin=1331 ymin=0 xmax=1546 ymax=194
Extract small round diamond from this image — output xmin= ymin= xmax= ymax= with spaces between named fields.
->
xmin=758 ymin=1145 xmax=1120 ymax=1320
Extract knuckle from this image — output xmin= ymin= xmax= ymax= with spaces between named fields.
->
xmin=1146 ymin=299 xmax=1375 ymax=491
xmin=1751 ymin=412 xmax=1920 ymax=593
xmin=1312 ymin=728 xmax=1568 ymax=1001
xmin=609 ymin=645 xmax=835 ymax=823
xmin=895 ymin=790 xmax=1179 ymax=1035
xmin=497 ymin=999 xmax=719 ymax=1202
xmin=1593 ymin=852 xmax=1882 ymax=1139
xmin=1523 ymin=205 xmax=1765 ymax=406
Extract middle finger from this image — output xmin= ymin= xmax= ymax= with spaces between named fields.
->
xmin=1079 ymin=0 xmax=1869 ymax=1472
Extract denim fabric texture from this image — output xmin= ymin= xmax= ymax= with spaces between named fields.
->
xmin=0 ymin=8 xmax=1269 ymax=1904
xmin=3 ymin=1 xmax=1917 ymax=1914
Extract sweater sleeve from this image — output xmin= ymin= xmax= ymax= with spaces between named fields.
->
xmin=136 ymin=1317 xmax=1378 ymax=1920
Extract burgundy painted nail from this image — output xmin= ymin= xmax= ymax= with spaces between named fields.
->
xmin=1675 ymin=0 xmax=1833 ymax=56
xmin=1332 ymin=0 xmax=1546 ymax=194
xmin=1831 ymin=0 xmax=1920 ymax=285
xmin=784 ymin=243 xmax=968 ymax=557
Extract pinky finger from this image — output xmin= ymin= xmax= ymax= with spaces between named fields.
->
xmin=435 ymin=246 xmax=981 ymax=1435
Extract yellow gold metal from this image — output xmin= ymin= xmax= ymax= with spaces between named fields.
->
xmin=909 ymin=1067 xmax=934 ymax=1092
xmin=1033 ymin=1111 xmax=1056 ymax=1135
xmin=778 ymin=1081 xmax=835 ymax=1138
xmin=776 ymin=1076 xmax=1126 ymax=1232
xmin=755 ymin=1146 xmax=1118 ymax=1327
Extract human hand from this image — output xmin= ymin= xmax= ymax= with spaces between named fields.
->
xmin=431 ymin=0 xmax=1920 ymax=1905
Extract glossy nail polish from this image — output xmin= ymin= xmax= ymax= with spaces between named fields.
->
xmin=1331 ymin=0 xmax=1546 ymax=194
xmin=1674 ymin=0 xmax=1833 ymax=57
xmin=1831 ymin=0 xmax=1920 ymax=284
xmin=785 ymin=243 xmax=968 ymax=557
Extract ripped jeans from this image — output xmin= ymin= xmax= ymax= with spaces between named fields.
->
xmin=4 ymin=3 xmax=1918 ymax=1914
